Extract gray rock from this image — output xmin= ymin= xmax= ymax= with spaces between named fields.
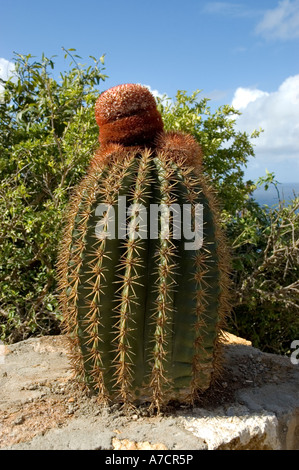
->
xmin=0 ymin=333 xmax=298 ymax=450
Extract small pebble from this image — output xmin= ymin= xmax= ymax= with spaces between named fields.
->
xmin=27 ymin=384 xmax=38 ymax=390
xmin=13 ymin=416 xmax=25 ymax=425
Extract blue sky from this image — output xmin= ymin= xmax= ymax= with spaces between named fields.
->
xmin=1 ymin=0 xmax=299 ymax=183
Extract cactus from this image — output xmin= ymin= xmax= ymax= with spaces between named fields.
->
xmin=57 ymin=84 xmax=231 ymax=410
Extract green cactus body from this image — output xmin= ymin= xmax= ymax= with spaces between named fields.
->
xmin=57 ymin=84 xmax=230 ymax=409
xmin=58 ymin=148 xmax=230 ymax=408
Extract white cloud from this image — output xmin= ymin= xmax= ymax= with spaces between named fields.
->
xmin=255 ymin=0 xmax=299 ymax=40
xmin=232 ymin=88 xmax=269 ymax=110
xmin=143 ymin=84 xmax=171 ymax=106
xmin=0 ymin=58 xmax=15 ymax=82
xmin=143 ymin=84 xmax=167 ymax=100
xmin=0 ymin=58 xmax=15 ymax=100
xmin=231 ymin=75 xmax=299 ymax=180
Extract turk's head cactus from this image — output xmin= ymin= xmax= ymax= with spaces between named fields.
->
xmin=57 ymin=83 xmax=231 ymax=410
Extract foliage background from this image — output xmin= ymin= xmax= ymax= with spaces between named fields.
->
xmin=0 ymin=50 xmax=298 ymax=354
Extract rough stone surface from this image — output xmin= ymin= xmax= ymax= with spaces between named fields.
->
xmin=0 ymin=333 xmax=298 ymax=450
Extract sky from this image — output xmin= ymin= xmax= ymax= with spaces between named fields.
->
xmin=0 ymin=0 xmax=298 ymax=183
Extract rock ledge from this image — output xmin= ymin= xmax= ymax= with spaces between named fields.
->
xmin=0 ymin=333 xmax=298 ymax=450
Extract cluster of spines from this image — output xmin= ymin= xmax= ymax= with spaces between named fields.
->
xmin=58 ymin=151 xmax=137 ymax=398
xmin=173 ymin=162 xmax=209 ymax=399
xmin=57 ymin=168 xmax=102 ymax=388
xmin=80 ymin=163 xmax=124 ymax=397
xmin=195 ymin=171 xmax=231 ymax=383
xmin=184 ymin=164 xmax=230 ymax=388
xmin=149 ymin=153 xmax=178 ymax=410
xmin=113 ymin=148 xmax=153 ymax=406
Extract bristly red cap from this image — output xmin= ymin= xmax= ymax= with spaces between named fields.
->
xmin=155 ymin=131 xmax=203 ymax=169
xmin=95 ymin=84 xmax=164 ymax=147
xmin=95 ymin=84 xmax=158 ymax=124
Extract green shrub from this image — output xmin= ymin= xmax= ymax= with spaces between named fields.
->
xmin=227 ymin=180 xmax=299 ymax=354
xmin=0 ymin=50 xmax=106 ymax=341
xmin=0 ymin=49 xmax=298 ymax=355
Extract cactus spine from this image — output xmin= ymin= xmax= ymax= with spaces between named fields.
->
xmin=57 ymin=84 xmax=230 ymax=410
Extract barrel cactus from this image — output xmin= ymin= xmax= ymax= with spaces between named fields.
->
xmin=57 ymin=84 xmax=231 ymax=410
